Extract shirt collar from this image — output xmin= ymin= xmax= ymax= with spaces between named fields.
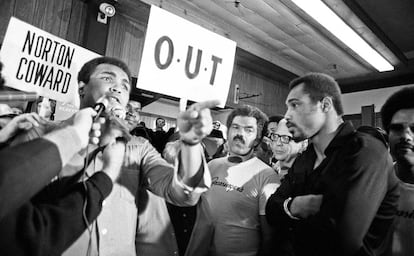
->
xmin=324 ymin=121 xmax=356 ymax=156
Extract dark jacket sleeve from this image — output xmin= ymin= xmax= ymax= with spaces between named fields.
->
xmin=335 ymin=138 xmax=398 ymax=255
xmin=0 ymin=138 xmax=62 ymax=220
xmin=0 ymin=172 xmax=113 ymax=256
xmin=265 ymin=170 xmax=296 ymax=229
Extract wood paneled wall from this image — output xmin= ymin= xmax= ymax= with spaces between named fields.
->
xmin=0 ymin=0 xmax=87 ymax=46
xmin=106 ymin=13 xmax=147 ymax=78
xmin=228 ymin=65 xmax=289 ymax=116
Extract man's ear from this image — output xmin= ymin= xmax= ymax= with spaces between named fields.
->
xmin=321 ymin=97 xmax=333 ymax=112
xmin=78 ymin=81 xmax=86 ymax=98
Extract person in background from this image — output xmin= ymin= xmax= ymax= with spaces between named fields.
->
xmin=269 ymin=119 xmax=306 ymax=176
xmin=151 ymin=117 xmax=174 ymax=153
xmin=267 ymin=115 xmax=284 ymax=137
xmin=36 ymin=96 xmax=57 ymax=121
xmin=259 ymin=115 xmax=284 ymax=167
xmin=380 ymin=86 xmax=414 ymax=256
xmin=265 ymin=72 xmax=399 ymax=256
xmin=127 ymin=100 xmax=152 ymax=141
xmin=204 ymin=105 xmax=280 ymax=256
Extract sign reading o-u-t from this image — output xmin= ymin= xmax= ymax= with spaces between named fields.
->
xmin=137 ymin=6 xmax=237 ymax=108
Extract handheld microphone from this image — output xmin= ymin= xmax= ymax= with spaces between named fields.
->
xmin=0 ymin=91 xmax=38 ymax=102
xmin=93 ymin=96 xmax=109 ymax=121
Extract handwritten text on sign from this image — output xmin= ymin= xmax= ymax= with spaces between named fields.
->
xmin=0 ymin=17 xmax=99 ymax=105
xmin=137 ymin=6 xmax=236 ymax=108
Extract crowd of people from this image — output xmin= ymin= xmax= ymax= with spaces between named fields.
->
xmin=0 ymin=56 xmax=413 ymax=256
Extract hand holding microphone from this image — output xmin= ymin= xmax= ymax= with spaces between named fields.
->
xmin=90 ymin=94 xmax=131 ymax=146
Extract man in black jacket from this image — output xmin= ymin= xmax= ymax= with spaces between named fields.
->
xmin=265 ymin=73 xmax=399 ymax=256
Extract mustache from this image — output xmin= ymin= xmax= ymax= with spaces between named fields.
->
xmin=395 ymin=142 xmax=414 ymax=150
xmin=232 ymin=135 xmax=245 ymax=144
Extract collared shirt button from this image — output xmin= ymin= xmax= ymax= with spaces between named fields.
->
xmin=174 ymin=251 xmax=178 ymax=255
xmin=182 ymin=213 xmax=187 ymax=218
xmin=183 ymin=229 xmax=188 ymax=233
xmin=102 ymin=228 xmax=108 ymax=235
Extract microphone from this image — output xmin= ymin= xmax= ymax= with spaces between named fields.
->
xmin=92 ymin=94 xmax=131 ymax=142
xmin=93 ymin=95 xmax=110 ymax=121
xmin=0 ymin=91 xmax=38 ymax=102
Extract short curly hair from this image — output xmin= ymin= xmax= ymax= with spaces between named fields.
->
xmin=78 ymin=57 xmax=131 ymax=86
xmin=289 ymin=72 xmax=344 ymax=115
xmin=380 ymin=86 xmax=414 ymax=133
xmin=226 ymin=105 xmax=269 ymax=140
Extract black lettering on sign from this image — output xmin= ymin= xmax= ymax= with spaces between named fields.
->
xmin=210 ymin=55 xmax=222 ymax=85
xmin=185 ymin=46 xmax=202 ymax=79
xmin=154 ymin=36 xmax=174 ymax=69
xmin=21 ymin=31 xmax=75 ymax=69
xmin=34 ymin=35 xmax=44 ymax=58
xmin=25 ymin=60 xmax=36 ymax=83
xmin=152 ymin=35 xmax=225 ymax=87
xmin=16 ymin=57 xmax=27 ymax=80
xmin=14 ymin=56 xmax=72 ymax=94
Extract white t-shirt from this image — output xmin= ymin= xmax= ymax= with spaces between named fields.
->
xmin=205 ymin=157 xmax=280 ymax=256
xmin=393 ymin=181 xmax=414 ymax=256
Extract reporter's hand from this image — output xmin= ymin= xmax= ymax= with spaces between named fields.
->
xmin=0 ymin=113 xmax=44 ymax=143
xmin=177 ymin=100 xmax=220 ymax=144
xmin=101 ymin=139 xmax=126 ymax=182
xmin=98 ymin=102 xmax=128 ymax=146
xmin=290 ymin=194 xmax=323 ymax=219
xmin=69 ymin=107 xmax=100 ymax=148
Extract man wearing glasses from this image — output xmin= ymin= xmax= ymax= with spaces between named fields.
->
xmin=381 ymin=87 xmax=414 ymax=256
xmin=268 ymin=118 xmax=306 ymax=176
xmin=265 ymin=73 xmax=399 ymax=256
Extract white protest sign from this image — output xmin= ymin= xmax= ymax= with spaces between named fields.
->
xmin=0 ymin=17 xmax=100 ymax=106
xmin=137 ymin=6 xmax=237 ymax=108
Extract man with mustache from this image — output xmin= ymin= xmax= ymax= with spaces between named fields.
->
xmin=265 ymin=73 xmax=399 ymax=256
xmin=381 ymin=87 xmax=414 ymax=256
xmin=203 ymin=105 xmax=280 ymax=256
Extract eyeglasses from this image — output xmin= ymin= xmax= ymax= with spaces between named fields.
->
xmin=268 ymin=133 xmax=292 ymax=144
xmin=389 ymin=123 xmax=414 ymax=134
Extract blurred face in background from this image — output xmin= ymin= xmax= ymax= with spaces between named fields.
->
xmin=388 ymin=109 xmax=414 ymax=166
xmin=156 ymin=118 xmax=166 ymax=129
xmin=125 ymin=100 xmax=141 ymax=130
xmin=270 ymin=119 xmax=302 ymax=161
xmin=37 ymin=98 xmax=53 ymax=119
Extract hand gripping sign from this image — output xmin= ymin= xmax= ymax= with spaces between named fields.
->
xmin=0 ymin=17 xmax=100 ymax=106
xmin=137 ymin=6 xmax=237 ymax=109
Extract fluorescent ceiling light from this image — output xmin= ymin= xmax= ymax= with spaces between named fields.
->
xmin=291 ymin=0 xmax=394 ymax=72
